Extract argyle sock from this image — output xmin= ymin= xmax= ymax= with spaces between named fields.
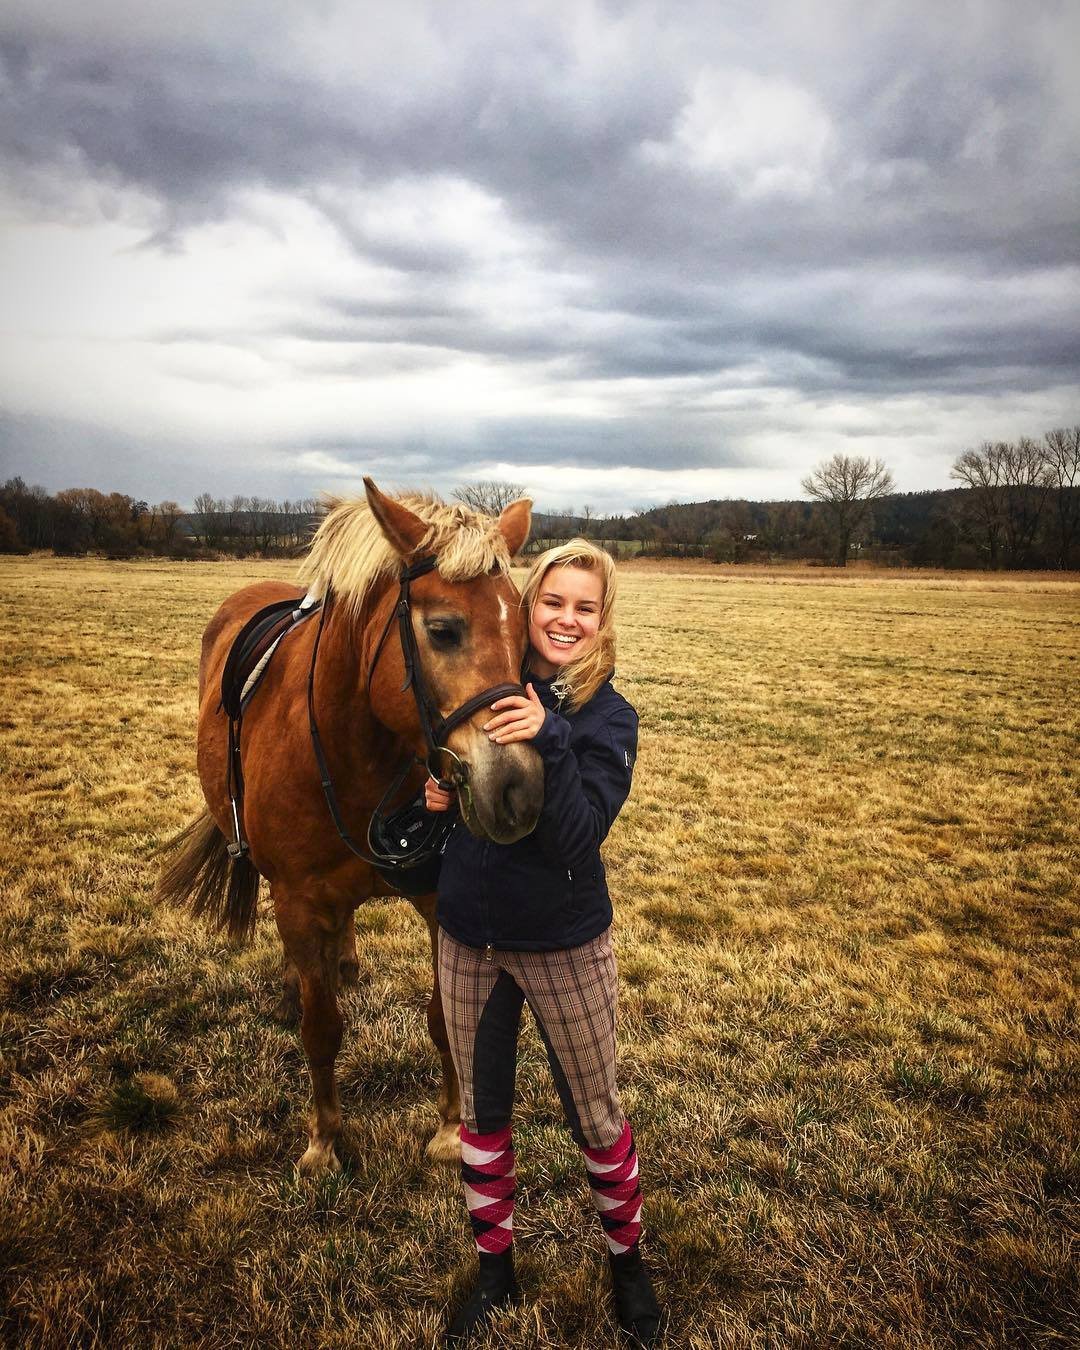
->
xmin=582 ymin=1118 xmax=643 ymax=1254
xmin=460 ymin=1123 xmax=515 ymax=1255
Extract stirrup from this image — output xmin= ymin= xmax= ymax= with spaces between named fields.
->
xmin=227 ymin=797 xmax=249 ymax=859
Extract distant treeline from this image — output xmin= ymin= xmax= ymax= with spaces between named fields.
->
xmin=621 ymin=428 xmax=1078 ymax=571
xmin=602 ymin=485 xmax=1078 ymax=570
xmin=0 ymin=488 xmax=322 ymax=559
xmin=2 ymin=427 xmax=1077 ymax=569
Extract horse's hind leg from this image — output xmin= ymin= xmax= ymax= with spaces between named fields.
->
xmin=273 ymin=887 xmax=348 ymax=1174
xmin=411 ymin=895 xmax=462 ymax=1165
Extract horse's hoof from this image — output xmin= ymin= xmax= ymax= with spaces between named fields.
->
xmin=425 ymin=1122 xmax=462 ymax=1166
xmin=339 ymin=959 xmax=360 ymax=987
xmin=297 ymin=1140 xmax=341 ymax=1176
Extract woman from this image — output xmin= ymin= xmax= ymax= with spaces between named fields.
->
xmin=426 ymin=538 xmax=664 ymax=1346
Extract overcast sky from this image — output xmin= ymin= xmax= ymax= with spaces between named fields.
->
xmin=1 ymin=1 xmax=1078 ymax=514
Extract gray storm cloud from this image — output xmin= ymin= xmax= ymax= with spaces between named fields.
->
xmin=0 ymin=0 xmax=1077 ymax=507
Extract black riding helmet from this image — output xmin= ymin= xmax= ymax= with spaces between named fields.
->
xmin=367 ymin=785 xmax=458 ymax=895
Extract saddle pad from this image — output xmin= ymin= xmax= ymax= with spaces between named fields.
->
xmin=220 ymin=595 xmax=321 ymax=720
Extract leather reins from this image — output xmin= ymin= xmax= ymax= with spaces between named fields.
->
xmin=305 ymin=553 xmax=524 ymax=868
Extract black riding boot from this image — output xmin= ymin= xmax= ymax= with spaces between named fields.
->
xmin=608 ymin=1245 xmax=664 ymax=1347
xmin=445 ymin=1248 xmax=521 ymax=1344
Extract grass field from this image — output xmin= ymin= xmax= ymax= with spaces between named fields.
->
xmin=2 ymin=555 xmax=1078 ymax=1348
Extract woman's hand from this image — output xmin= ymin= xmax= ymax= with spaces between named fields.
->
xmin=483 ymin=683 xmax=546 ymax=745
xmin=425 ymin=776 xmax=456 ymax=812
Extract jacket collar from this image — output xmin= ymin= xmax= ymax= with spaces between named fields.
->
xmin=523 ymin=666 xmax=615 ymax=711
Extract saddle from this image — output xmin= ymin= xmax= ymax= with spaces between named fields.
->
xmin=220 ymin=593 xmax=321 ymax=720
xmin=219 ymin=594 xmax=321 ymax=857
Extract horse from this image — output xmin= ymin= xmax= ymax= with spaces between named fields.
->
xmin=156 ymin=479 xmax=545 ymax=1173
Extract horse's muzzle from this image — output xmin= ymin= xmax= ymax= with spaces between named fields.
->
xmin=457 ymin=736 xmax=544 ymax=844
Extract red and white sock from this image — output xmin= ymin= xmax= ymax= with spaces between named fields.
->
xmin=459 ymin=1123 xmax=515 ymax=1255
xmin=582 ymin=1119 xmax=643 ymax=1254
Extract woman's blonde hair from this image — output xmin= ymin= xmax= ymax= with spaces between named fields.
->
xmin=519 ymin=538 xmax=618 ymax=712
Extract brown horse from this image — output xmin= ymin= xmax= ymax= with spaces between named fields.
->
xmin=157 ymin=480 xmax=544 ymax=1172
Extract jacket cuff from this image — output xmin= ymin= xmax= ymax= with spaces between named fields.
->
xmin=531 ymin=708 xmax=572 ymax=760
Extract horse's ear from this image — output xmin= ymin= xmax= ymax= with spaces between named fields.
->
xmin=497 ymin=498 xmax=532 ymax=560
xmin=364 ymin=477 xmax=429 ymax=556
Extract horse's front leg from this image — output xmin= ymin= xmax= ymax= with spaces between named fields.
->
xmin=411 ymin=894 xmax=462 ymax=1165
xmin=275 ymin=910 xmax=357 ymax=1026
xmin=274 ymin=957 xmax=302 ymax=1025
xmin=339 ymin=909 xmax=360 ymax=986
xmin=273 ymin=887 xmax=348 ymax=1174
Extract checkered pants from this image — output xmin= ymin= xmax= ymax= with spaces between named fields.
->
xmin=437 ymin=925 xmax=626 ymax=1149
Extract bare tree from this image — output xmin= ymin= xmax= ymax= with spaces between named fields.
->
xmin=452 ymin=480 xmax=529 ymax=516
xmin=951 ymin=439 xmax=1054 ymax=569
xmin=1043 ymin=426 xmax=1080 ymax=569
xmin=951 ymin=443 xmax=1007 ymax=568
xmin=248 ymin=496 xmax=276 ymax=552
xmin=191 ymin=492 xmax=223 ymax=548
xmin=999 ymin=437 xmax=1053 ymax=568
xmin=155 ymin=501 xmax=182 ymax=550
xmin=553 ymin=506 xmax=578 ymax=543
xmin=630 ymin=506 xmax=659 ymax=555
xmin=801 ymin=453 xmax=895 ymax=566
xmin=226 ymin=494 xmax=252 ymax=551
xmin=763 ymin=501 xmax=807 ymax=558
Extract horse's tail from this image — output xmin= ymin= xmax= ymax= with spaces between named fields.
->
xmin=155 ymin=811 xmax=260 ymax=943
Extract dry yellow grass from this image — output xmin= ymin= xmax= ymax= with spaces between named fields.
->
xmin=1 ymin=554 xmax=1078 ymax=1348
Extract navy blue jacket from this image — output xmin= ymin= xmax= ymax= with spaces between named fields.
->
xmin=435 ymin=668 xmax=639 ymax=951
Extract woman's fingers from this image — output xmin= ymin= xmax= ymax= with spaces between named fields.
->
xmin=483 ymin=708 xmax=526 ymax=732
xmin=483 ymin=696 xmax=527 ymax=728
xmin=482 ymin=705 xmax=533 ymax=731
xmin=425 ymin=775 xmax=455 ymax=811
xmin=488 ymin=721 xmax=528 ymax=740
xmin=487 ymin=712 xmax=544 ymax=742
xmin=491 ymin=725 xmax=539 ymax=744
xmin=484 ymin=689 xmax=545 ymax=741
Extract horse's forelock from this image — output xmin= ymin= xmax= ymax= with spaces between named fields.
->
xmin=297 ymin=491 xmax=511 ymax=614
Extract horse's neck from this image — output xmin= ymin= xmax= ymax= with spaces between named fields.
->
xmin=314 ymin=590 xmax=397 ymax=760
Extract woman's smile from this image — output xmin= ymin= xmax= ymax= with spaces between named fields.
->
xmin=528 ymin=563 xmax=603 ymax=676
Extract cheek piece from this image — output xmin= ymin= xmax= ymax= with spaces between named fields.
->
xmin=305 ymin=554 xmax=524 ymax=891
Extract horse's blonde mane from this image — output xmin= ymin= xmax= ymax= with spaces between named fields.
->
xmin=297 ymin=490 xmax=512 ymax=615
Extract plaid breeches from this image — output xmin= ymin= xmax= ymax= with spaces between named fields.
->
xmin=437 ymin=925 xmax=625 ymax=1150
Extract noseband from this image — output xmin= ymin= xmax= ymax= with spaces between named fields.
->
xmin=364 ymin=554 xmax=524 ymax=781
xmin=306 ymin=553 xmax=524 ymax=871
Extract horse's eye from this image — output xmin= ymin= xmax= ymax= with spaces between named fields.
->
xmin=426 ymin=621 xmax=463 ymax=650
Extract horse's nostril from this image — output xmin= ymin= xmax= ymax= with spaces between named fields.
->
xmin=501 ymin=776 xmax=534 ymax=826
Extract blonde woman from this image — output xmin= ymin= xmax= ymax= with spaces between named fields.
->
xmin=427 ymin=538 xmax=664 ymax=1346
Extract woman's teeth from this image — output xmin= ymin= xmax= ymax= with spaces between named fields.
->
xmin=548 ymin=633 xmax=578 ymax=646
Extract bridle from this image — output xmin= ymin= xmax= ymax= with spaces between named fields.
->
xmin=306 ymin=553 xmax=524 ymax=869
